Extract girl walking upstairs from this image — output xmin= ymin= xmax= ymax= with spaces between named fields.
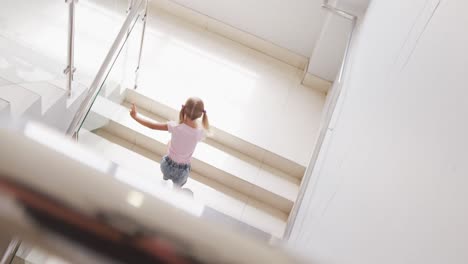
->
xmin=130 ymin=97 xmax=210 ymax=188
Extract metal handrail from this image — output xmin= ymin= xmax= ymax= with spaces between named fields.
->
xmin=64 ymin=0 xmax=77 ymax=97
xmin=283 ymin=1 xmax=358 ymax=240
xmin=66 ymin=0 xmax=145 ymax=137
xmin=134 ymin=2 xmax=148 ymax=90
xmin=0 ymin=238 xmax=21 ymax=264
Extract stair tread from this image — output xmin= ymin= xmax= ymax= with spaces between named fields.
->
xmin=19 ymin=81 xmax=66 ymax=114
xmin=0 ymin=84 xmax=40 ymax=118
xmin=79 ymin=129 xmax=287 ymax=237
xmin=91 ymin=96 xmax=299 ymax=203
xmin=47 ymin=79 xmax=88 ymax=109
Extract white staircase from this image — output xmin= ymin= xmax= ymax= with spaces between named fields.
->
xmin=0 ymin=0 xmax=324 ymax=244
xmin=0 ymin=80 xmax=87 ymax=132
xmin=78 ymin=87 xmax=306 ymax=239
xmin=0 ymin=84 xmax=41 ymax=120
xmin=0 ymin=30 xmax=89 ymax=132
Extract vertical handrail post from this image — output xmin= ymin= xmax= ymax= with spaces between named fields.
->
xmin=64 ymin=0 xmax=77 ymax=97
xmin=134 ymin=0 xmax=148 ymax=89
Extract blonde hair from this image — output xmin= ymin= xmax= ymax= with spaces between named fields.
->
xmin=179 ymin=97 xmax=210 ymax=131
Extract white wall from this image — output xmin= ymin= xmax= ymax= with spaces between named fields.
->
xmin=307 ymin=13 xmax=352 ymax=81
xmin=288 ymin=0 xmax=468 ymax=263
xmin=169 ymin=0 xmax=327 ymax=57
xmin=307 ymin=0 xmax=370 ymax=82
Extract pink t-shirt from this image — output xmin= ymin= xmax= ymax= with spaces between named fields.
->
xmin=167 ymin=121 xmax=205 ymax=164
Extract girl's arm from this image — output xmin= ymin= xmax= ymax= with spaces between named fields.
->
xmin=130 ymin=104 xmax=168 ymax=131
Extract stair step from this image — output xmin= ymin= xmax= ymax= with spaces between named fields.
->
xmin=87 ymin=96 xmax=299 ymax=213
xmin=45 ymin=79 xmax=88 ymax=132
xmin=0 ymin=84 xmax=41 ymax=119
xmin=126 ymin=88 xmax=306 ymax=179
xmin=18 ymin=82 xmax=66 ymax=115
xmin=47 ymin=79 xmax=88 ymax=110
xmin=79 ymin=129 xmax=287 ymax=237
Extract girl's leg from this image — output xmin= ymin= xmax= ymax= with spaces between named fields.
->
xmin=172 ymin=167 xmax=190 ymax=187
xmin=160 ymin=156 xmax=171 ymax=181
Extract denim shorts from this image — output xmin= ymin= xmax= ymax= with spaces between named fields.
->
xmin=160 ymin=156 xmax=191 ymax=187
